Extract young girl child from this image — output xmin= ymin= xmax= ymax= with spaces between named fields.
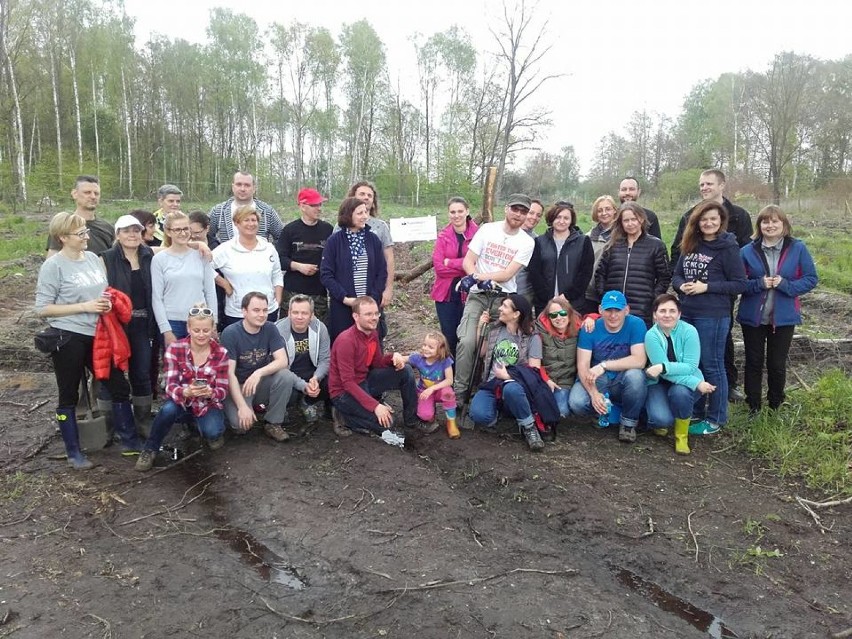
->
xmin=404 ymin=332 xmax=459 ymax=438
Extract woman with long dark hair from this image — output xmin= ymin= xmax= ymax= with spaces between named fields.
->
xmin=431 ymin=196 xmax=478 ymax=356
xmin=672 ymin=200 xmax=747 ymax=434
xmin=594 ymin=202 xmax=670 ymax=326
xmin=320 ymin=197 xmax=388 ymax=342
xmin=737 ymin=205 xmax=817 ymax=413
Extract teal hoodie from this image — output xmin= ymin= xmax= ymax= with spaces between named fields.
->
xmin=644 ymin=320 xmax=704 ymax=390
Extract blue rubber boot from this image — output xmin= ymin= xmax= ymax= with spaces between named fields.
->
xmin=112 ymin=401 xmax=143 ymax=453
xmin=56 ymin=407 xmax=94 ymax=470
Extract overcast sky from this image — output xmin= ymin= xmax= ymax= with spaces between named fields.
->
xmin=124 ymin=0 xmax=851 ymax=176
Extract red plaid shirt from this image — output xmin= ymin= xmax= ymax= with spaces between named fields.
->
xmin=163 ymin=338 xmax=230 ymax=416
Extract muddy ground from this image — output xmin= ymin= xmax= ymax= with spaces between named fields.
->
xmin=1 ymin=243 xmax=851 ymax=639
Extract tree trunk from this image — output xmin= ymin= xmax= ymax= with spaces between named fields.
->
xmin=49 ymin=47 xmax=63 ymax=191
xmin=69 ymin=47 xmax=83 ymax=172
xmin=91 ymin=67 xmax=100 ymax=178
xmin=121 ymin=66 xmax=133 ymax=197
xmin=1 ymin=30 xmax=27 ymax=202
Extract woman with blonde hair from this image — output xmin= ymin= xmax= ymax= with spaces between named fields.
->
xmin=212 ymin=206 xmax=283 ymax=328
xmin=135 ymin=305 xmax=230 ymax=471
xmin=579 ymin=195 xmax=618 ymax=314
xmin=737 ymin=205 xmax=817 ymax=413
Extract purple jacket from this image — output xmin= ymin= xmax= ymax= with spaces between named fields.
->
xmin=430 ymin=218 xmax=479 ymax=302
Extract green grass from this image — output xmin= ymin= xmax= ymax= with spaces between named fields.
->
xmin=801 ymin=233 xmax=852 ymax=294
xmin=726 ymin=370 xmax=852 ymax=495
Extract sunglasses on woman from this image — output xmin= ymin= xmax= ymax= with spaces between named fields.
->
xmin=189 ymin=307 xmax=213 ymax=317
xmin=548 ymin=310 xmax=569 ymax=318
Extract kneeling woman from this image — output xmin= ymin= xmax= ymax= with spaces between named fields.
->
xmin=35 ymin=212 xmax=141 ymax=470
xmin=136 ymin=305 xmax=229 ymax=471
xmin=468 ymin=294 xmax=558 ymax=452
xmin=535 ymin=297 xmax=584 ymax=418
xmin=644 ymin=294 xmax=715 ymax=455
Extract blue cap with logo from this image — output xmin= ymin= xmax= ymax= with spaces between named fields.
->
xmin=600 ymin=290 xmax=628 ymax=310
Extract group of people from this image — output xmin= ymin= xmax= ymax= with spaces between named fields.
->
xmin=35 ymin=169 xmax=818 ymax=471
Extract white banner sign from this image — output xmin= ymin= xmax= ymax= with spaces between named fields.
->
xmin=389 ymin=215 xmax=438 ymax=243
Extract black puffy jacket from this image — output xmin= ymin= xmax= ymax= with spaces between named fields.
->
xmin=528 ymin=227 xmax=594 ymax=314
xmin=594 ymin=233 xmax=671 ymax=324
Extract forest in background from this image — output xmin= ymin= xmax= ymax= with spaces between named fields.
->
xmin=0 ymin=0 xmax=850 ymax=210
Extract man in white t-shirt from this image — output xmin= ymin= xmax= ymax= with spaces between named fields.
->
xmin=453 ymin=194 xmax=535 ymax=402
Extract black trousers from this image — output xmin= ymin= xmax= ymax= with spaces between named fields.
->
xmin=51 ymin=332 xmax=130 ymax=409
xmin=741 ymin=324 xmax=795 ymax=411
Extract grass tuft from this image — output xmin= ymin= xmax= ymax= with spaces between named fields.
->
xmin=727 ymin=370 xmax=852 ymax=495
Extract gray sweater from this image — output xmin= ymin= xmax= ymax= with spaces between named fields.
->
xmin=35 ymin=251 xmax=108 ymax=336
xmin=151 ymin=249 xmax=218 ymax=333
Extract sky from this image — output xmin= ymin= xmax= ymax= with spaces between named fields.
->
xmin=123 ymin=0 xmax=851 ymax=177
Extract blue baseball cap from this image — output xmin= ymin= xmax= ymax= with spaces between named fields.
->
xmin=600 ymin=290 xmax=628 ymax=310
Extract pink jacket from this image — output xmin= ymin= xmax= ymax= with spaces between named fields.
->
xmin=431 ymin=219 xmax=479 ymax=302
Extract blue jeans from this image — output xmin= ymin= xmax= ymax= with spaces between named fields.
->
xmin=683 ymin=315 xmax=730 ymax=424
xmin=568 ymin=369 xmax=647 ymax=428
xmin=143 ymin=400 xmax=225 ymax=451
xmin=553 ymin=387 xmax=570 ymax=418
xmin=435 ymin=300 xmax=464 ymax=357
xmin=168 ymin=320 xmax=188 ymax=340
xmin=469 ymin=380 xmax=535 ymax=429
xmin=331 ymin=366 xmax=418 ymax=434
xmin=645 ymin=381 xmax=697 ymax=428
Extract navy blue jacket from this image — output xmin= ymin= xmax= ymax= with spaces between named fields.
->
xmin=737 ymin=237 xmax=818 ymax=328
xmin=320 ymin=227 xmax=387 ymax=341
xmin=672 ymin=231 xmax=747 ymax=318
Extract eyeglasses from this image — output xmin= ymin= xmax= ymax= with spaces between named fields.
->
xmin=548 ymin=310 xmax=569 ymax=318
xmin=169 ymin=227 xmax=191 ymax=234
xmin=510 ymin=205 xmax=529 ymax=214
xmin=70 ymin=228 xmax=90 ymax=238
xmin=188 ymin=307 xmax=213 ymax=317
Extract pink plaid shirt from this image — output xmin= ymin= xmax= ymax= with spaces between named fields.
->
xmin=163 ymin=338 xmax=230 ymax=416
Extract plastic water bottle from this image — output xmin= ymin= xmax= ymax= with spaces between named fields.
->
xmin=598 ymin=392 xmax=612 ymax=428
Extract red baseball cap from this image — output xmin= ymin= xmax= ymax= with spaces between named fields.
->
xmin=297 ymin=187 xmax=326 ymax=206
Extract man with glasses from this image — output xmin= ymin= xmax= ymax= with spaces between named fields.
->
xmin=276 ymin=188 xmax=334 ymax=321
xmin=618 ymin=176 xmax=662 ymax=239
xmin=46 ymin=175 xmax=114 ymax=257
xmin=208 ymin=171 xmax=284 ymax=247
xmin=452 ymin=194 xmax=536 ymax=401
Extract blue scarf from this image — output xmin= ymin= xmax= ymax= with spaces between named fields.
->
xmin=345 ymin=227 xmax=367 ymax=269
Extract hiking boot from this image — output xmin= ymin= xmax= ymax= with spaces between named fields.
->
xmin=135 ymin=450 xmax=155 ymax=472
xmin=618 ymin=424 xmax=637 ymax=443
xmin=522 ymin=424 xmax=545 ymax=452
xmin=728 ymin=387 xmax=745 ymax=403
xmin=207 ymin=435 xmax=225 ymax=450
xmin=264 ymin=422 xmax=290 ymax=442
xmin=689 ymin=420 xmax=721 ymax=436
xmin=331 ymin=408 xmax=352 ymax=437
xmin=415 ymin=420 xmax=440 ymax=434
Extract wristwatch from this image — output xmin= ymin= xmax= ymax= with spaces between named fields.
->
xmin=599 ymin=361 xmax=608 ymax=371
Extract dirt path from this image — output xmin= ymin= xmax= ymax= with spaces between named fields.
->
xmin=1 ymin=248 xmax=851 ymax=638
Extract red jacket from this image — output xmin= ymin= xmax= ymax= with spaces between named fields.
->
xmin=93 ymin=287 xmax=132 ymax=380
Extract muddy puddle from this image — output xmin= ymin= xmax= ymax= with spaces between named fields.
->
xmin=617 ymin=567 xmax=737 ymax=637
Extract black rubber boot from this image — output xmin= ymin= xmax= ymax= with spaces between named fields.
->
xmin=112 ymin=401 xmax=143 ymax=453
xmin=56 ymin=407 xmax=94 ymax=470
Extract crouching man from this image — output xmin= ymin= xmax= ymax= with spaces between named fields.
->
xmin=221 ymin=291 xmax=294 ymax=441
xmin=275 ymin=294 xmax=331 ymax=428
xmin=328 ymin=296 xmax=421 ymax=437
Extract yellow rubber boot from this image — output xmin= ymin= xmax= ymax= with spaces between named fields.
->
xmin=446 ymin=417 xmax=461 ymax=439
xmin=674 ymin=418 xmax=691 ymax=455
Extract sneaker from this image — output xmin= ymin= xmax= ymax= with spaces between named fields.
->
xmin=618 ymin=424 xmax=637 ymax=443
xmin=264 ymin=422 xmax=290 ymax=442
xmin=207 ymin=435 xmax=225 ymax=450
xmin=135 ymin=450 xmax=155 ymax=472
xmin=522 ymin=425 xmax=545 ymax=452
xmin=689 ymin=420 xmax=721 ymax=436
xmin=652 ymin=428 xmax=669 ymax=437
xmin=728 ymin=387 xmax=745 ymax=403
xmin=415 ymin=420 xmax=440 ymax=434
xmin=302 ymin=400 xmax=320 ymax=424
xmin=331 ymin=408 xmax=352 ymax=438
